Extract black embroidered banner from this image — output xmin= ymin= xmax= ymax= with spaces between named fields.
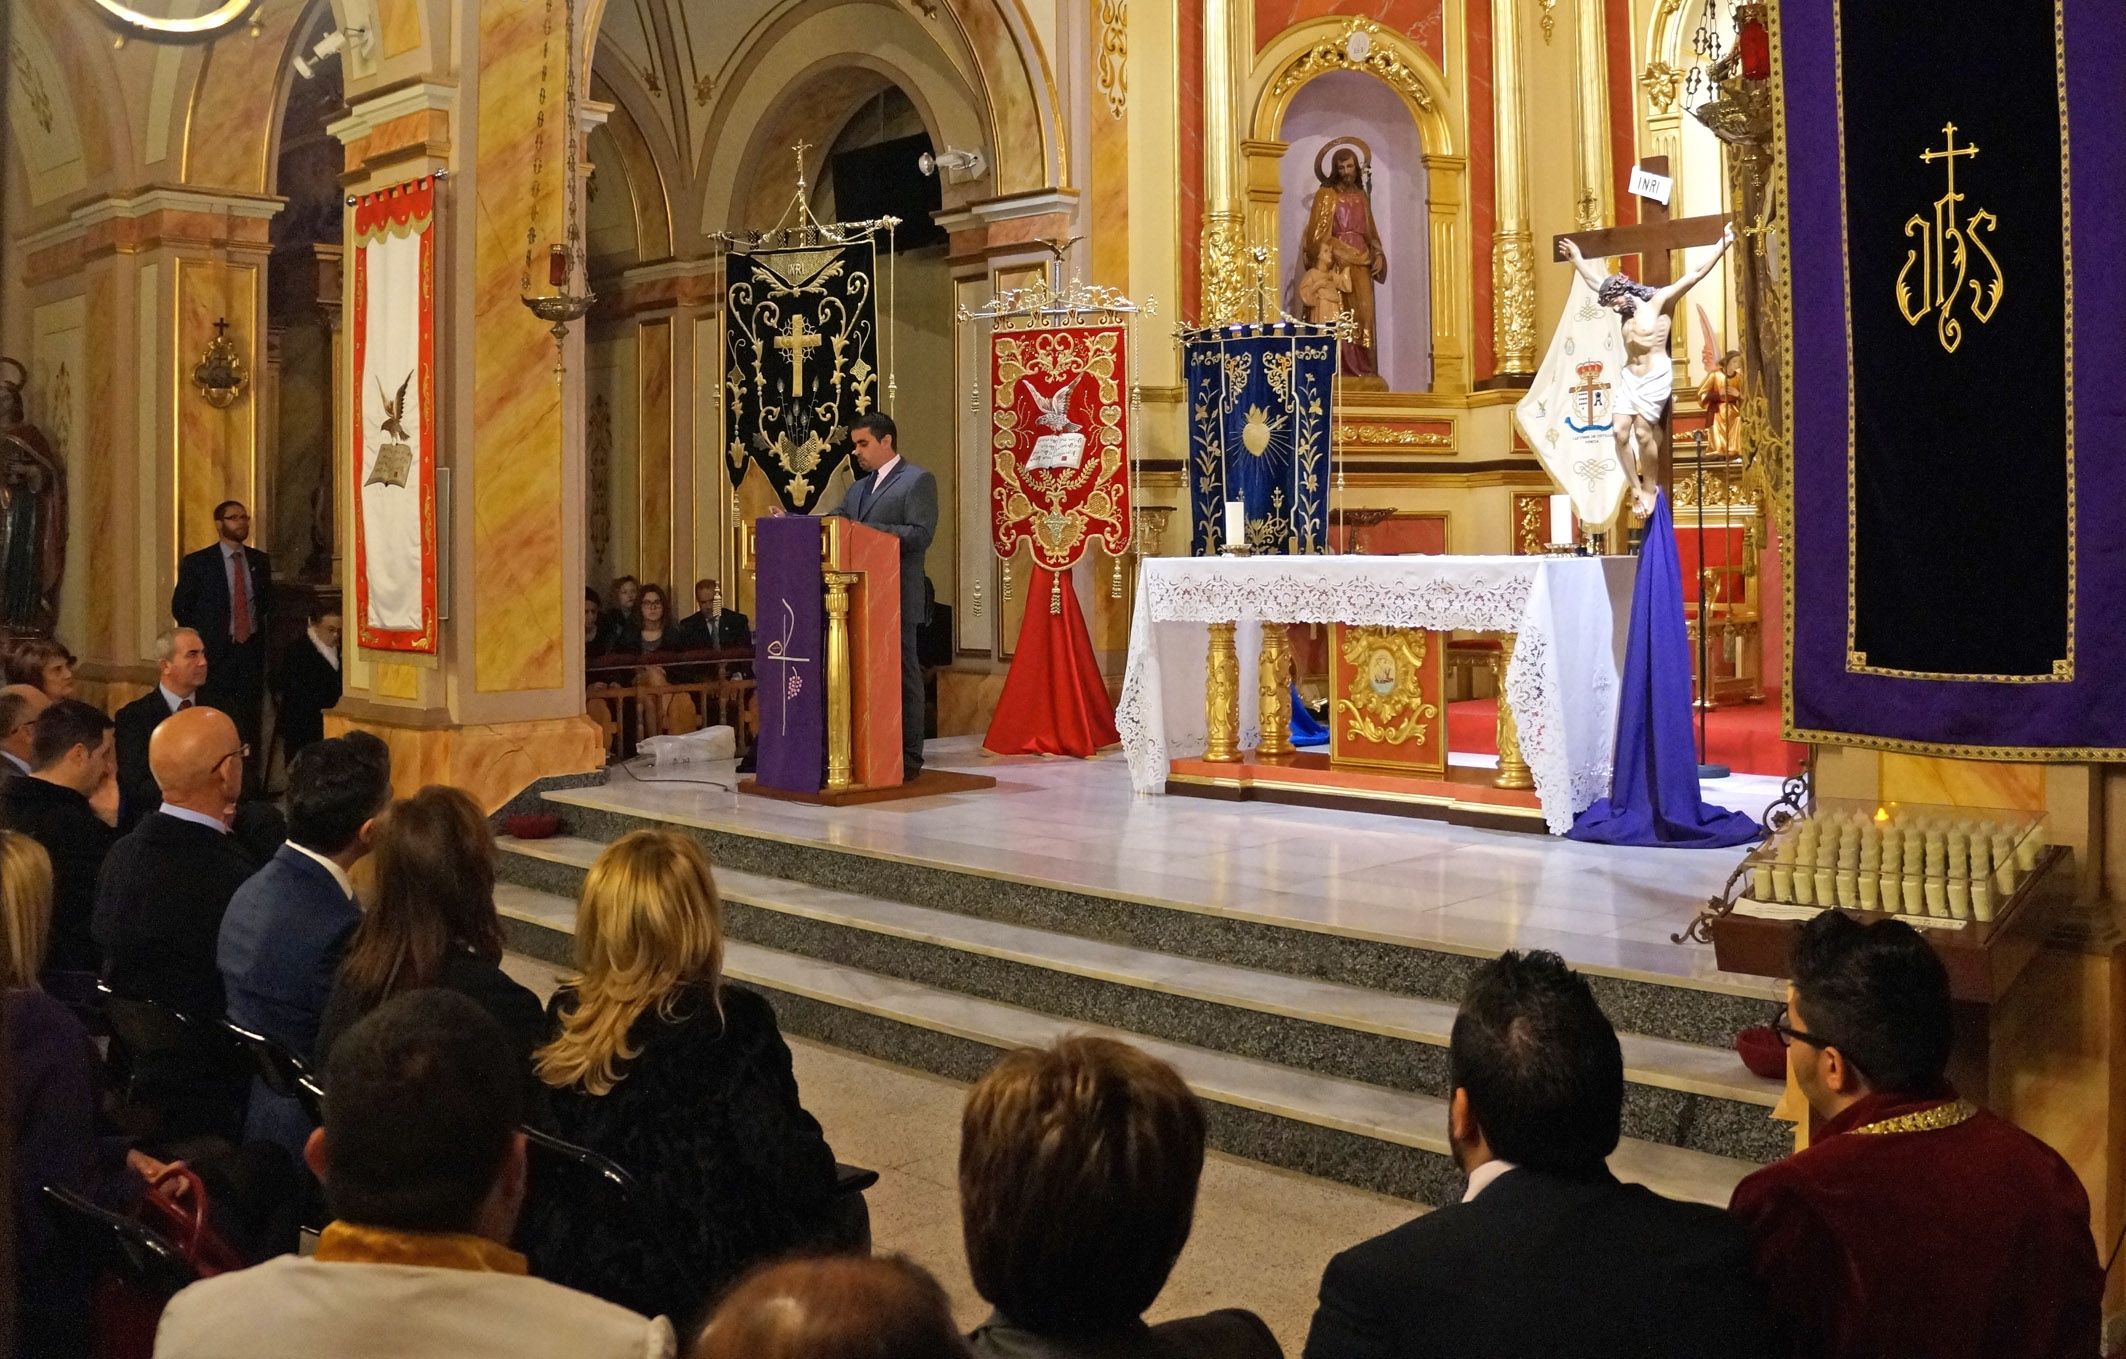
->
xmin=722 ymin=242 xmax=879 ymax=514
xmin=1842 ymin=2 xmax=2067 ymax=679
xmin=1783 ymin=0 xmax=2126 ymax=756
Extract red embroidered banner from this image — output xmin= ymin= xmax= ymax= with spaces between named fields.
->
xmin=989 ymin=324 xmax=1131 ymax=571
xmin=349 ymin=176 xmax=440 ymax=653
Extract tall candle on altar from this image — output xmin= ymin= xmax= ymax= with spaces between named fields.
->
xmin=1548 ymin=493 xmax=1573 ymax=547
xmin=1224 ymin=500 xmax=1246 ymax=549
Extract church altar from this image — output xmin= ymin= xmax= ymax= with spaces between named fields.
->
xmin=1118 ymin=554 xmax=1629 ymax=834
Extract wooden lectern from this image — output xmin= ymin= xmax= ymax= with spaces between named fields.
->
xmin=746 ymin=515 xmax=902 ymax=798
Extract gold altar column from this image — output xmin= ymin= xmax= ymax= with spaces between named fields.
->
xmin=1205 ymin=622 xmax=1243 ymax=762
xmin=1199 ymin=0 xmax=1253 ymax=324
xmin=1257 ymin=624 xmax=1295 ymax=761
xmin=1572 ymin=0 xmax=1615 ymax=232
xmin=1490 ymin=0 xmax=1539 ymax=377
xmin=823 ymin=569 xmax=859 ymax=790
xmin=1492 ymin=635 xmax=1534 ymax=790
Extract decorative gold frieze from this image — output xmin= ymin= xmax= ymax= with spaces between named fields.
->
xmin=1641 ymin=60 xmax=1684 ymax=115
xmin=1097 ymin=0 xmax=1128 ymax=120
xmin=1269 ymin=18 xmax=1434 ymax=110
xmin=1332 ymin=423 xmax=1454 ymax=448
xmin=1200 ymin=213 xmax=1249 ymax=327
xmin=1493 ymin=232 xmax=1538 ymax=373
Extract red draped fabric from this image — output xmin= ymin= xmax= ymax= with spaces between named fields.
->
xmin=983 ymin=567 xmax=1119 ymax=757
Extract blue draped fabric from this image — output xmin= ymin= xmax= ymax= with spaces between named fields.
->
xmin=1182 ymin=324 xmax=1336 ymax=557
xmin=1569 ymin=494 xmax=1760 ymax=849
xmin=1290 ymin=683 xmax=1328 ymax=747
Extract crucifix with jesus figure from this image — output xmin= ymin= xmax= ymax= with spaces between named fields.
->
xmin=1553 ymin=157 xmax=1735 ymax=512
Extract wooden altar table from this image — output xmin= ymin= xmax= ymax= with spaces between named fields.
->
xmin=1118 ymin=554 xmax=1632 ymax=834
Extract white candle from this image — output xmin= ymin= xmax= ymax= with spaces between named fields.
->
xmin=1548 ymin=493 xmax=1573 ymax=546
xmin=1224 ymin=499 xmax=1246 ymax=549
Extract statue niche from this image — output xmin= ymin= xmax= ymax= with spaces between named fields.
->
xmin=1298 ymin=139 xmax=1387 ymax=382
xmin=0 ymin=358 xmax=66 ymax=638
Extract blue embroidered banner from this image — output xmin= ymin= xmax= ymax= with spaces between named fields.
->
xmin=1182 ymin=324 xmax=1337 ymax=557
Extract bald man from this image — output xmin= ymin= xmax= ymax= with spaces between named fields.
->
xmin=0 ymin=682 xmax=51 ymax=781
xmin=95 ymin=706 xmax=263 ymax=1035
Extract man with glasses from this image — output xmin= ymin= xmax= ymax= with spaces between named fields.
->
xmin=1730 ymin=911 xmax=2099 ymax=1359
xmin=172 ymin=499 xmax=271 ymax=785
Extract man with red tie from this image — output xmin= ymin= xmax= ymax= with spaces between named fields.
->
xmin=172 ymin=500 xmax=270 ymax=786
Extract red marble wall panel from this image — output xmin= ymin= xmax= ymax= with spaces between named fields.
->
xmin=1466 ymin=0 xmax=1496 ymax=380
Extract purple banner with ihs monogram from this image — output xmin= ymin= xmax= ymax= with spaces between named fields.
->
xmin=753 ymin=515 xmax=827 ymax=791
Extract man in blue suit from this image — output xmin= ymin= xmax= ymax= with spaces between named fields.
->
xmin=823 ymin=412 xmax=938 ymax=781
xmin=218 ymin=735 xmax=392 ymax=1156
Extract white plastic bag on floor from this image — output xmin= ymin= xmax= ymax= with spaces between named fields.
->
xmin=638 ymin=725 xmax=736 ymax=767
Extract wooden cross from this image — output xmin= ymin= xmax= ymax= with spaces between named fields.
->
xmin=1553 ymin=156 xmax=1733 ymax=488
xmin=774 ymin=314 xmax=825 ymax=391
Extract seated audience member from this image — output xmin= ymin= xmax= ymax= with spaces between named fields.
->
xmin=0 ymin=682 xmax=51 ymax=782
xmin=315 ymin=785 xmax=543 ymax=1068
xmin=694 ymin=1256 xmax=970 ymax=1359
xmin=271 ymin=603 xmax=343 ymax=764
xmin=960 ymin=1036 xmax=1280 ymax=1359
xmin=618 ymin=582 xmax=683 ymax=658
xmin=94 ymin=705 xmax=257 ymax=1022
xmin=0 ymin=698 xmax=119 ymax=975
xmin=676 ymin=579 xmax=751 ymax=653
xmin=528 ymin=829 xmax=841 ymax=1331
xmin=114 ymin=627 xmax=210 ymax=831
xmin=1304 ymin=950 xmax=1772 ymax=1359
xmin=152 ymin=990 xmax=677 ymax=1359
xmin=1730 ymin=912 xmax=2100 ymax=1359
xmin=603 ymin=575 xmax=640 ymax=647
xmin=585 ymin=587 xmax=614 ymax=660
xmin=220 ymin=737 xmax=392 ymax=1156
xmin=4 ymin=829 xmax=165 ymax=1359
xmin=6 ymin=635 xmax=77 ymax=700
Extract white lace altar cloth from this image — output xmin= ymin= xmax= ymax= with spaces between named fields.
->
xmin=1117 ymin=555 xmax=1622 ymax=834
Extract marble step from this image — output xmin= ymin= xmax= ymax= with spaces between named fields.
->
xmin=505 ymin=784 xmax=1780 ymax=1052
xmin=497 ymin=839 xmax=1790 ymax=1165
xmin=493 ymin=881 xmax=1758 ymax=1210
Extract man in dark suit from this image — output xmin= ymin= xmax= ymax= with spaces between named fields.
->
xmin=94 ymin=705 xmax=258 ymax=1025
xmin=271 ymin=602 xmax=343 ymax=763
xmin=676 ymin=578 xmax=752 ymax=652
xmin=0 ymin=699 xmax=118 ymax=975
xmin=171 ymin=499 xmax=270 ymax=784
xmin=113 ymin=626 xmax=208 ymax=831
xmin=220 ymin=735 xmax=390 ymax=1156
xmin=0 ymin=682 xmax=50 ymax=783
xmin=822 ymin=412 xmax=937 ymax=781
xmin=1304 ymin=950 xmax=1774 ymax=1359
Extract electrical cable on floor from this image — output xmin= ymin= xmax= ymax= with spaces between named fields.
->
xmin=602 ymin=752 xmax=735 ymax=793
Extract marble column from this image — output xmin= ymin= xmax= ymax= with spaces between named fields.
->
xmin=1571 ymin=0 xmax=1614 ymax=233
xmin=1199 ymin=0 xmax=1252 ymax=325
xmin=323 ymin=74 xmax=602 ymax=808
xmin=1490 ymin=0 xmax=1539 ymax=377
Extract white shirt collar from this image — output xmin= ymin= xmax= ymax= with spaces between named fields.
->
xmin=223 ymin=541 xmax=245 ymax=561
xmin=871 ymin=454 xmax=902 ymax=487
xmin=157 ymin=802 xmax=230 ymax=835
xmin=1461 ymin=1159 xmax=1518 ymax=1203
xmin=1 ymin=750 xmax=28 ymax=775
xmin=158 ymin=683 xmax=194 ymax=713
xmin=285 ymin=840 xmax=355 ymax=899
xmin=308 ymin=626 xmax=341 ymax=671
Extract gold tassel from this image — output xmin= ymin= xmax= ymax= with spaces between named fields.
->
xmin=1111 ymin=554 xmax=1124 ymax=599
xmin=1050 ymin=573 xmax=1062 ymax=614
xmin=1002 ymin=555 xmax=1012 ymax=598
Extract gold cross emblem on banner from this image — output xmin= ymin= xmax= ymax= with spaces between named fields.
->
xmin=774 ymin=314 xmax=825 ymax=391
xmin=1896 ymin=122 xmax=2005 ymax=354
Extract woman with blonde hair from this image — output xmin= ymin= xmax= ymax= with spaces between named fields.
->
xmin=4 ymin=829 xmax=164 ymax=1356
xmin=526 ymin=829 xmax=841 ymax=1333
xmin=314 ymin=785 xmax=543 ymax=1067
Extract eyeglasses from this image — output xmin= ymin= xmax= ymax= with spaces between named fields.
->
xmin=215 ymin=744 xmax=252 ymax=770
xmin=1771 ymin=1014 xmax=1837 ymax=1051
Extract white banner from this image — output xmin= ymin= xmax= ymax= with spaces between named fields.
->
xmin=350 ymin=177 xmax=438 ymax=652
xmin=1514 ymin=276 xmax=1631 ymax=532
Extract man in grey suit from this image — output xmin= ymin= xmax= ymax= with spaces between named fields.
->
xmin=823 ymin=411 xmax=937 ymax=781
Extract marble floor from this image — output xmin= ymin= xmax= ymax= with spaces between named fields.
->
xmin=552 ymin=736 xmax=1788 ymax=997
xmin=501 ymin=952 xmax=1416 ymax=1352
